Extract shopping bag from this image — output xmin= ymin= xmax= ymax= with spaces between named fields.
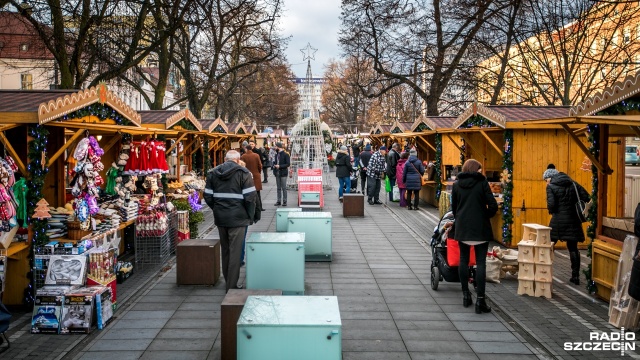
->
xmin=392 ymin=186 xmax=400 ymax=202
xmin=446 ymin=238 xmax=476 ymax=267
xmin=486 ymin=254 xmax=503 ymax=283
xmin=384 ymin=176 xmax=391 ymax=192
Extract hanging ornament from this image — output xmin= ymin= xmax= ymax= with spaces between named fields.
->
xmin=580 ymin=156 xmax=592 ymax=172
xmin=501 ymin=169 xmax=511 ymax=184
xmin=41 ymin=151 xmax=46 ymax=170
xmin=504 ymin=139 xmax=510 ymax=153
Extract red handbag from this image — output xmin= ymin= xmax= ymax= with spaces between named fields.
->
xmin=446 ymin=238 xmax=477 ymax=267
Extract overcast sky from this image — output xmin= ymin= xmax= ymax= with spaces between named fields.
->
xmin=280 ymin=0 xmax=342 ymax=78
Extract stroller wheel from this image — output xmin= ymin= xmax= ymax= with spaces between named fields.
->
xmin=430 ymin=266 xmax=440 ymax=290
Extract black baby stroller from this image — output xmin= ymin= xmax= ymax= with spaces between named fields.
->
xmin=0 ymin=300 xmax=10 ymax=349
xmin=349 ymin=169 xmax=359 ymax=193
xmin=430 ymin=211 xmax=476 ymax=290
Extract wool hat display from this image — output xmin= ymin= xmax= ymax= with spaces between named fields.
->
xmin=543 ymin=168 xmax=559 ymax=180
xmin=275 ymin=142 xmax=283 ymax=148
xmin=340 ymin=145 xmax=348 ymax=151
xmin=409 ymin=149 xmax=417 ymax=156
xmin=364 ymin=144 xmax=371 ymax=151
xmin=379 ymin=146 xmax=387 ymax=151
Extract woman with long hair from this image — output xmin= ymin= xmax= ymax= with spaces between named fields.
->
xmin=451 ymin=159 xmax=498 ymax=314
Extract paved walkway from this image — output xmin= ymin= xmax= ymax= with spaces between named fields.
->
xmin=2 ymin=176 xmax=637 ymax=359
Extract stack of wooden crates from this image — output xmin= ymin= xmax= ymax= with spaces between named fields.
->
xmin=517 ymin=224 xmax=553 ymax=298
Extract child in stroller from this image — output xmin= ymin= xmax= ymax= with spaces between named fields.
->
xmin=430 ymin=210 xmax=476 ymax=290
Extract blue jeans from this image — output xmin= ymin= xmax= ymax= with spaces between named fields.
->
xmin=338 ymin=176 xmax=351 ymax=198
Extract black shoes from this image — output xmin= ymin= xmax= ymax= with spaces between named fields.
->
xmin=282 ymin=202 xmax=287 ymax=207
xmin=260 ymin=208 xmax=266 ymax=211
xmin=414 ymin=207 xmax=420 ymax=211
xmin=262 ymin=180 xmax=268 ymax=183
xmin=368 ymin=199 xmax=374 ymax=205
xmin=374 ymin=200 xmax=383 ymax=205
xmin=569 ymin=277 xmax=580 ymax=285
xmin=408 ymin=205 xmax=413 ymax=210
xmin=463 ymin=291 xmax=472 ymax=308
xmin=274 ymin=202 xmax=281 ymax=206
xmin=475 ymin=297 xmax=492 ymax=314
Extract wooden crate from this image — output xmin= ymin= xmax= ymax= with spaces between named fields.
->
xmin=176 ymin=238 xmax=220 ymax=285
xmin=592 ymin=236 xmax=623 ymax=302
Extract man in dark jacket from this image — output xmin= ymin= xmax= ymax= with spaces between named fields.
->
xmin=273 ymin=142 xmax=290 ymax=206
xmin=204 ymin=150 xmax=258 ymax=292
xmin=545 ymin=169 xmax=590 ymax=285
xmin=386 ymin=143 xmax=401 ymax=201
xmin=359 ymin=144 xmax=372 ymax=195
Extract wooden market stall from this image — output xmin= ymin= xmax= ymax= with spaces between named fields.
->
xmin=432 ymin=103 xmax=595 ymax=248
xmin=409 ymin=115 xmax=457 ymax=208
xmin=0 ymin=85 xmax=167 ymax=305
xmin=139 ymin=109 xmax=204 ymax=179
xmin=523 ymin=74 xmax=640 ymax=301
xmin=201 ymin=118 xmax=230 ymax=167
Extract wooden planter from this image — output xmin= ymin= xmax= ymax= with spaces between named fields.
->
xmin=592 ymin=236 xmax=623 ymax=301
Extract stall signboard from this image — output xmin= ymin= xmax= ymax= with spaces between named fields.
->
xmin=298 ymin=168 xmax=323 ymax=209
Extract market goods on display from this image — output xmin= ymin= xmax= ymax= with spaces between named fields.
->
xmin=70 ymin=136 xmax=105 ymax=230
xmin=123 ymin=139 xmax=169 ymax=175
xmin=0 ymin=155 xmax=20 ymax=231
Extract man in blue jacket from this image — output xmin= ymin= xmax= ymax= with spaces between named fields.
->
xmin=204 ymin=150 xmax=259 ymax=292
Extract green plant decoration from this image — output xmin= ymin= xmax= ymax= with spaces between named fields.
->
xmin=584 ymin=124 xmax=599 ymax=294
xmin=62 ymin=104 xmax=131 ymax=126
xmin=460 ymin=115 xmax=495 ymax=128
xmin=172 ymin=198 xmax=205 ymax=239
xmin=501 ymin=130 xmax=514 ymax=246
xmin=435 ymin=134 xmax=443 ymax=202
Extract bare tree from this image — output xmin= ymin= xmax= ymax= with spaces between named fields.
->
xmin=171 ymin=0 xmax=285 ymax=119
xmin=499 ymin=0 xmax=640 ymax=105
xmin=340 ymin=0 xmax=513 ymax=116
xmin=8 ymin=0 xmax=181 ymax=90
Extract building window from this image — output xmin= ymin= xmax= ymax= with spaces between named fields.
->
xmin=20 ymin=43 xmax=28 ymax=51
xmin=21 ymin=74 xmax=32 ymax=89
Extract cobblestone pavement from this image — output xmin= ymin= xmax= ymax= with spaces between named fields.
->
xmin=2 ymin=177 xmax=637 ymax=359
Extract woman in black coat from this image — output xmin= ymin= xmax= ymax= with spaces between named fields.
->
xmin=335 ymin=146 xmax=353 ymax=200
xmin=544 ymin=169 xmax=590 ymax=285
xmin=628 ymin=203 xmax=640 ymax=301
xmin=402 ymin=149 xmax=424 ymax=210
xmin=451 ymin=159 xmax=498 ymax=314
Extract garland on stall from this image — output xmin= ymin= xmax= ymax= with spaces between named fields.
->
xmin=501 ymin=130 xmax=514 ymax=246
xmin=460 ymin=138 xmax=466 ymax=165
xmin=435 ymin=134 xmax=443 ymax=202
xmin=460 ymin=115 xmax=495 ymax=128
xmin=203 ymin=139 xmax=210 ymax=173
xmin=584 ymin=124 xmax=600 ymax=294
xmin=24 ymin=125 xmax=49 ymax=308
xmin=596 ymin=99 xmax=640 ymax=115
xmin=171 ymin=119 xmax=198 ymax=131
xmin=62 ymin=103 xmax=131 ymax=126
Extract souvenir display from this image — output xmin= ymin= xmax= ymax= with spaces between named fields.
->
xmin=94 ymin=286 xmax=114 ymax=329
xmin=44 ymin=255 xmax=88 ymax=286
xmin=69 ymin=136 xmax=105 ymax=230
xmin=31 ymin=285 xmax=77 ymax=334
xmin=115 ymin=261 xmax=133 ymax=284
xmin=87 ymin=249 xmax=116 ymax=285
xmin=123 ymin=139 xmax=169 ymax=175
xmin=0 ymin=155 xmax=18 ymax=231
xmin=60 ymin=286 xmax=103 ymax=334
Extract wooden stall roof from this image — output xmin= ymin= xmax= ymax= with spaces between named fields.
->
xmin=138 ymin=109 xmax=203 ymax=132
xmin=0 ymin=89 xmax=77 ymax=124
xmin=447 ymin=103 xmax=570 ymax=131
xmin=227 ymin=122 xmax=248 ymax=134
xmin=571 ymin=73 xmax=640 ymax=117
xmin=201 ymin=118 xmax=229 ymax=134
xmin=38 ymin=84 xmax=141 ymax=126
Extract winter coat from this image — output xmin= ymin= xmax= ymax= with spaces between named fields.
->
xmin=240 ymin=150 xmax=263 ymax=191
xmin=629 ymin=203 xmax=640 ymax=301
xmin=396 ymin=158 xmax=408 ymax=189
xmin=352 ymin=144 xmax=360 ymax=157
xmin=204 ymin=161 xmax=258 ymax=228
xmin=359 ymin=150 xmax=372 ymax=171
xmin=451 ymin=172 xmax=498 ymax=242
xmin=386 ymin=149 xmax=400 ymax=179
xmin=273 ymin=150 xmax=291 ymax=177
xmin=366 ymin=151 xmax=386 ymax=178
xmin=546 ymin=172 xmax=590 ymax=243
xmin=335 ymin=151 xmax=353 ymax=178
xmin=402 ymin=156 xmax=425 ymax=191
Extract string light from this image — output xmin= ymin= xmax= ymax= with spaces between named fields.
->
xmin=584 ymin=123 xmax=599 ymax=294
xmin=60 ymin=104 xmax=131 ymax=126
xmin=501 ymin=130 xmax=514 ymax=246
xmin=435 ymin=134 xmax=443 ymax=202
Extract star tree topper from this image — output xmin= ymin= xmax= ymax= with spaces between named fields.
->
xmin=301 ymin=43 xmax=317 ymax=61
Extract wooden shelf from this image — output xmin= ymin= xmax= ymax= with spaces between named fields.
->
xmin=7 ymin=242 xmax=29 ymax=259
